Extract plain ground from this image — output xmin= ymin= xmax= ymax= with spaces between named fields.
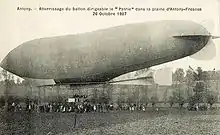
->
xmin=0 ymin=108 xmax=220 ymax=135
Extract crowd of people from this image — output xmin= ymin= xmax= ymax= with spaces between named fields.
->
xmin=4 ymin=100 xmax=150 ymax=113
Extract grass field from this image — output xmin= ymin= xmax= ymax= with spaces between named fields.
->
xmin=0 ymin=109 xmax=220 ymax=135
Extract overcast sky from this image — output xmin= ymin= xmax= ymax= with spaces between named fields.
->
xmin=0 ymin=0 xmax=220 ymax=75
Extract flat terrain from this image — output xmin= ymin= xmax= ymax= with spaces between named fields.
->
xmin=0 ymin=109 xmax=220 ymax=135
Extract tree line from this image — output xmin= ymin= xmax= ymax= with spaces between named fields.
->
xmin=0 ymin=67 xmax=219 ymax=110
xmin=171 ymin=67 xmax=219 ymax=109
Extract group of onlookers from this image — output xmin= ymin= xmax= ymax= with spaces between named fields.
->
xmin=3 ymin=101 xmax=151 ymax=113
xmin=2 ymin=101 xmax=216 ymax=113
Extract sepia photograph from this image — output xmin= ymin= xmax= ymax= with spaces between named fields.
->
xmin=0 ymin=0 xmax=220 ymax=134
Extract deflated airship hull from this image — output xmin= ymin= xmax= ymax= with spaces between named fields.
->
xmin=0 ymin=20 xmax=210 ymax=83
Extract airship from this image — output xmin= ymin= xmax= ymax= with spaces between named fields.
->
xmin=0 ymin=20 xmax=216 ymax=86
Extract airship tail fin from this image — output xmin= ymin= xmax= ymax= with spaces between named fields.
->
xmin=110 ymin=67 xmax=173 ymax=86
xmin=173 ymin=34 xmax=220 ymax=39
xmin=153 ymin=67 xmax=173 ymax=86
xmin=109 ymin=76 xmax=153 ymax=85
xmin=174 ymin=34 xmax=220 ymax=61
xmin=212 ymin=36 xmax=220 ymax=39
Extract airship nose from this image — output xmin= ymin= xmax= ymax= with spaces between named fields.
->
xmin=1 ymin=52 xmax=12 ymax=71
xmin=1 ymin=55 xmax=8 ymax=70
xmin=1 ymin=52 xmax=17 ymax=75
xmin=0 ymin=47 xmax=28 ymax=77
